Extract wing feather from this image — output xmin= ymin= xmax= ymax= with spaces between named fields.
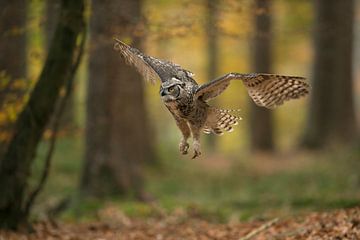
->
xmin=113 ymin=38 xmax=195 ymax=84
xmin=113 ymin=38 xmax=160 ymax=84
xmin=194 ymin=75 xmax=232 ymax=100
xmin=195 ymin=73 xmax=310 ymax=109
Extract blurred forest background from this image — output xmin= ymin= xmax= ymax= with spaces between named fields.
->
xmin=0 ymin=0 xmax=360 ymax=230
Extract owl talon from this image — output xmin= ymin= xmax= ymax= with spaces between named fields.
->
xmin=192 ymin=141 xmax=201 ymax=159
xmin=192 ymin=150 xmax=201 ymax=159
xmin=179 ymin=141 xmax=189 ymax=155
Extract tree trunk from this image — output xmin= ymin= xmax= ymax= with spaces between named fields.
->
xmin=45 ymin=0 xmax=75 ymax=132
xmin=0 ymin=0 xmax=27 ymax=157
xmin=81 ymin=0 xmax=153 ymax=199
xmin=249 ymin=0 xmax=274 ymax=151
xmin=45 ymin=0 xmax=60 ymax=48
xmin=0 ymin=0 xmax=26 ymax=80
xmin=0 ymin=0 xmax=85 ymax=229
xmin=302 ymin=0 xmax=356 ymax=148
xmin=205 ymin=0 xmax=219 ymax=150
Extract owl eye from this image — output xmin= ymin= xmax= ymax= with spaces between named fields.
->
xmin=168 ymin=86 xmax=175 ymax=92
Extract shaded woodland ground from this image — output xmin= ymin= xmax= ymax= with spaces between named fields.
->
xmin=1 ymin=208 xmax=360 ymax=239
xmin=2 ymin=145 xmax=359 ymax=239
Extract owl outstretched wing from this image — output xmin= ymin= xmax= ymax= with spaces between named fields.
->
xmin=194 ymin=73 xmax=310 ymax=109
xmin=113 ymin=38 xmax=194 ymax=84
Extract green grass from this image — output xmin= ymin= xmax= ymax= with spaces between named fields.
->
xmin=30 ymin=136 xmax=360 ymax=222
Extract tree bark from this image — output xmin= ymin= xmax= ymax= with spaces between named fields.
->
xmin=0 ymin=0 xmax=26 ymax=80
xmin=81 ymin=0 xmax=153 ymax=199
xmin=249 ymin=0 xmax=274 ymax=151
xmin=45 ymin=0 xmax=75 ymax=132
xmin=0 ymin=0 xmax=85 ymax=229
xmin=302 ymin=0 xmax=356 ymax=148
xmin=45 ymin=0 xmax=60 ymax=48
xmin=0 ymin=0 xmax=27 ymax=157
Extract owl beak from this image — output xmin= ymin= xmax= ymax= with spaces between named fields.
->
xmin=160 ymin=89 xmax=166 ymax=96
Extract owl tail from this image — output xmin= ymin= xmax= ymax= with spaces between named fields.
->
xmin=203 ymin=107 xmax=242 ymax=135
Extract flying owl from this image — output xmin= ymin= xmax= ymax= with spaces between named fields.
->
xmin=113 ymin=39 xmax=310 ymax=159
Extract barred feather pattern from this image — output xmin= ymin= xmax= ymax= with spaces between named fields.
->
xmin=203 ymin=108 xmax=242 ymax=135
xmin=243 ymin=74 xmax=310 ymax=109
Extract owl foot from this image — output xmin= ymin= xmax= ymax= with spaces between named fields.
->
xmin=192 ymin=141 xmax=201 ymax=159
xmin=179 ymin=140 xmax=189 ymax=155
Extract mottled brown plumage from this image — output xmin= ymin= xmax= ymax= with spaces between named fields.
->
xmin=114 ymin=39 xmax=310 ymax=158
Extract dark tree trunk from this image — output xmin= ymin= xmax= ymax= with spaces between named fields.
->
xmin=81 ymin=0 xmax=153 ymax=199
xmin=0 ymin=0 xmax=27 ymax=157
xmin=0 ymin=0 xmax=85 ymax=229
xmin=45 ymin=0 xmax=60 ymax=48
xmin=205 ymin=0 xmax=219 ymax=150
xmin=302 ymin=0 xmax=356 ymax=148
xmin=45 ymin=0 xmax=75 ymax=132
xmin=0 ymin=0 xmax=26 ymax=80
xmin=249 ymin=0 xmax=274 ymax=151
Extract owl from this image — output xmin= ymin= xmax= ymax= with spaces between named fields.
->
xmin=113 ymin=39 xmax=310 ymax=158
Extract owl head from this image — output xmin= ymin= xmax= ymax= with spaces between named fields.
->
xmin=160 ymin=78 xmax=186 ymax=103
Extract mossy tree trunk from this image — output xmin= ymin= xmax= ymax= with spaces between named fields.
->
xmin=249 ymin=0 xmax=274 ymax=152
xmin=0 ymin=0 xmax=85 ymax=229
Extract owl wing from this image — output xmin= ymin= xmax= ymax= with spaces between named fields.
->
xmin=113 ymin=38 xmax=194 ymax=84
xmin=194 ymin=73 xmax=310 ymax=109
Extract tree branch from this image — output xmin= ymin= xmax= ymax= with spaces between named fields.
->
xmin=239 ymin=218 xmax=279 ymax=240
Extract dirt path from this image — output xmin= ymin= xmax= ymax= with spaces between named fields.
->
xmin=1 ymin=208 xmax=359 ymax=240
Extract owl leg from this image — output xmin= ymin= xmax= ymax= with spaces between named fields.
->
xmin=189 ymin=124 xmax=201 ymax=159
xmin=174 ymin=118 xmax=190 ymax=155
xmin=179 ymin=139 xmax=190 ymax=155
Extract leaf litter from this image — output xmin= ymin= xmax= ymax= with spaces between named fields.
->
xmin=1 ymin=207 xmax=360 ymax=240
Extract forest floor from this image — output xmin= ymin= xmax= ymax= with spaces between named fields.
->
xmin=3 ymin=139 xmax=358 ymax=239
xmin=1 ymin=207 xmax=360 ymax=240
